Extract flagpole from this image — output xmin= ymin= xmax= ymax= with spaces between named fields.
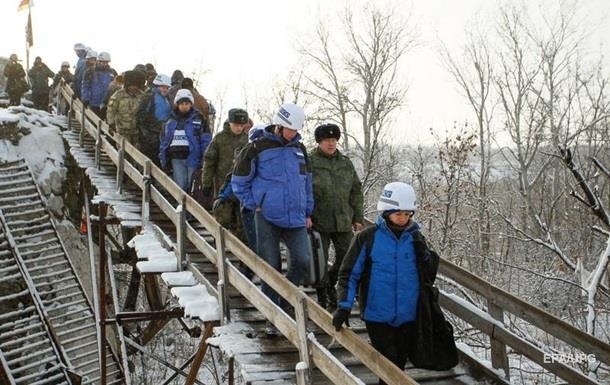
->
xmin=25 ymin=3 xmax=31 ymax=73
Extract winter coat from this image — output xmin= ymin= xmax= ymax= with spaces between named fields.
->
xmin=159 ymin=108 xmax=211 ymax=169
xmin=3 ymin=61 xmax=27 ymax=95
xmin=81 ymin=64 xmax=115 ymax=108
xmin=202 ymin=121 xmax=248 ymax=196
xmin=231 ymin=125 xmax=314 ymax=228
xmin=136 ymin=88 xmax=171 ymax=152
xmin=336 ymin=217 xmax=436 ymax=327
xmin=72 ymin=52 xmax=87 ymax=97
xmin=28 ymin=63 xmax=54 ymax=96
xmin=309 ymin=147 xmax=364 ymax=233
xmin=103 ymin=79 xmax=123 ymax=107
xmin=106 ymin=87 xmax=146 ymax=144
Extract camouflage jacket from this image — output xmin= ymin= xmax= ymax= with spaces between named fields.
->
xmin=309 ymin=147 xmax=364 ymax=233
xmin=202 ymin=122 xmax=248 ymax=196
xmin=28 ymin=63 xmax=54 ymax=94
xmin=106 ymin=87 xmax=146 ymax=144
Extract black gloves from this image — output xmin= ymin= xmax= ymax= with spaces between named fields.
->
xmin=332 ymin=308 xmax=350 ymax=331
xmin=83 ymin=101 xmax=89 ymax=109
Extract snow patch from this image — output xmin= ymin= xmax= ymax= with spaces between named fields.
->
xmin=161 ymin=271 xmax=198 ymax=286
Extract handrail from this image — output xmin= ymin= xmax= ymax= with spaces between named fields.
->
xmin=56 ymin=81 xmax=609 ymax=384
xmin=439 ymin=258 xmax=610 ymax=366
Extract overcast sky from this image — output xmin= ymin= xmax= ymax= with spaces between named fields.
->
xmin=1 ymin=0 xmax=609 ymax=144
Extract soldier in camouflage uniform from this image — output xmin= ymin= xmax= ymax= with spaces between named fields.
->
xmin=202 ymin=108 xmax=249 ymax=198
xmin=310 ymin=123 xmax=364 ymax=310
xmin=106 ymin=70 xmax=146 ymax=144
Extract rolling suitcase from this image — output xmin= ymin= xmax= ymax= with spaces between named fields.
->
xmin=305 ymin=229 xmax=327 ymax=287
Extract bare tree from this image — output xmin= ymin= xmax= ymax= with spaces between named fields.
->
xmin=440 ymin=26 xmax=496 ymax=256
xmin=299 ymin=4 xmax=417 ymax=197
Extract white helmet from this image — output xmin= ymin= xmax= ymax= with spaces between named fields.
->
xmin=272 ymin=102 xmax=305 ymax=131
xmin=97 ymin=51 xmax=111 ymax=61
xmin=377 ymin=182 xmax=417 ymax=212
xmin=73 ymin=42 xmax=86 ymax=51
xmin=248 ymin=124 xmax=266 ymax=142
xmin=85 ymin=50 xmax=98 ymax=59
xmin=174 ymin=88 xmax=194 ymax=104
xmin=153 ymin=73 xmax=171 ymax=87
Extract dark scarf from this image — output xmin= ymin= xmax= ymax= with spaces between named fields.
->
xmin=383 ymin=211 xmax=409 ymax=238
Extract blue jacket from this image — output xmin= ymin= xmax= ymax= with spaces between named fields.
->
xmin=81 ymin=64 xmax=114 ymax=108
xmin=231 ymin=125 xmax=313 ymax=228
xmin=159 ymin=108 xmax=211 ymax=168
xmin=72 ymin=52 xmax=87 ymax=97
xmin=337 ymin=217 xmax=423 ymax=326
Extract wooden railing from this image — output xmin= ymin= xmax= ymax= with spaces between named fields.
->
xmin=56 ymin=82 xmax=608 ymax=385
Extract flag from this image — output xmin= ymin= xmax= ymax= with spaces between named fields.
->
xmin=25 ymin=10 xmax=33 ymax=47
xmin=17 ymin=0 xmax=33 ymax=12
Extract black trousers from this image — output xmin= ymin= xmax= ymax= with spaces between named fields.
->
xmin=366 ymin=321 xmax=416 ymax=385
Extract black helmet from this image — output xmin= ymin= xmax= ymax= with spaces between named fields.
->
xmin=314 ymin=123 xmax=341 ymax=143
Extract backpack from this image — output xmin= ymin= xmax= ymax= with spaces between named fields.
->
xmin=190 ymin=169 xmax=214 ymax=210
xmin=303 ymin=229 xmax=327 ymax=287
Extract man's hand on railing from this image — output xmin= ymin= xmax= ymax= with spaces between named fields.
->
xmin=83 ymin=101 xmax=89 ymax=109
xmin=332 ymin=308 xmax=351 ymax=331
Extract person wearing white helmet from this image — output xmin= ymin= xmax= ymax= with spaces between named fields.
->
xmin=159 ymin=89 xmax=212 ymax=191
xmin=135 ymin=73 xmax=172 ymax=165
xmin=231 ymin=102 xmax=313 ymax=336
xmin=333 ymin=182 xmax=449 ymax=382
xmin=71 ymin=43 xmax=88 ymax=97
xmin=50 ymin=61 xmax=74 ymax=112
xmin=81 ymin=50 xmax=115 ymax=119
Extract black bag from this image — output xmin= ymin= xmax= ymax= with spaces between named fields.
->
xmin=409 ymin=284 xmax=459 ymax=370
xmin=189 ymin=169 xmax=214 ymax=210
xmin=304 ymin=229 xmax=327 ymax=287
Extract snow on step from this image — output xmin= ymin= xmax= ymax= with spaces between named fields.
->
xmin=129 ymin=229 xmax=177 ymax=273
xmin=161 ymin=271 xmax=198 ymax=286
xmin=206 ymin=322 xmax=258 ymax=356
xmin=171 ymin=284 xmax=219 ymax=322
